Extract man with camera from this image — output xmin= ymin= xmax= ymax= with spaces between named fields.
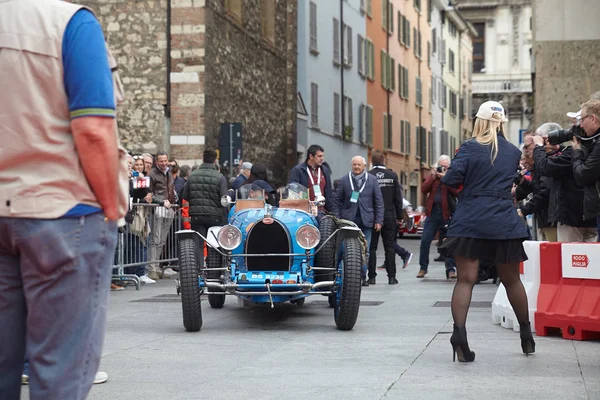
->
xmin=572 ymin=99 xmax=600 ymax=234
xmin=417 ymin=155 xmax=460 ymax=278
xmin=531 ymin=121 xmax=596 ymax=242
xmin=516 ymin=131 xmax=555 ymax=241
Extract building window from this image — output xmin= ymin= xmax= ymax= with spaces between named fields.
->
xmin=383 ymin=113 xmax=391 ymax=149
xmin=416 ymin=76 xmax=422 ymax=107
xmin=473 ymin=22 xmax=485 ymax=73
xmin=400 ymin=120 xmax=405 ymax=153
xmin=381 ymin=51 xmax=395 ymax=91
xmin=441 ymin=130 xmax=449 ymax=155
xmin=367 ymin=0 xmax=372 ymax=18
xmin=449 ymin=91 xmax=457 ymax=116
xmin=344 ymin=96 xmax=353 ymax=133
xmin=359 ymin=104 xmax=366 ymax=143
xmin=310 ymin=83 xmax=319 ymax=128
xmin=382 ymin=0 xmax=393 ymax=34
xmin=398 ymin=64 xmax=409 ymax=99
xmin=334 ymin=92 xmax=341 ymax=134
xmin=309 ymin=2 xmax=317 ymax=53
xmin=366 ymin=105 xmax=373 ymax=145
xmin=449 ymin=21 xmax=457 ymax=37
xmin=441 ymin=83 xmax=447 ymax=109
xmin=344 ymin=24 xmax=353 ymax=66
xmin=366 ymin=39 xmax=375 ymax=81
xmin=449 ymin=49 xmax=455 ymax=74
xmin=429 ymin=128 xmax=435 ymax=163
xmin=225 ymin=0 xmax=242 ymax=22
xmin=333 ymin=18 xmax=340 ymax=65
xmin=261 ymin=0 xmax=275 ymax=44
xmin=414 ymin=0 xmax=421 ymax=12
xmin=358 ymin=35 xmax=365 ymax=76
xmin=398 ymin=14 xmax=410 ymax=48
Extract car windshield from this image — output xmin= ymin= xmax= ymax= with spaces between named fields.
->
xmin=281 ymin=183 xmax=309 ymax=200
xmin=237 ymin=183 xmax=266 ymax=201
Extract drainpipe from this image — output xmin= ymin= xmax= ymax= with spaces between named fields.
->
xmin=165 ymin=0 xmax=172 ymax=154
xmin=386 ymin=9 xmax=390 ymax=154
xmin=340 ymin=0 xmax=345 ymax=136
xmin=417 ymin=7 xmax=422 ymax=163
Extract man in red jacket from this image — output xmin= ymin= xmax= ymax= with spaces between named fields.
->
xmin=417 ymin=155 xmax=461 ymax=278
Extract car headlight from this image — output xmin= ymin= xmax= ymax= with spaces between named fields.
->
xmin=295 ymin=224 xmax=320 ymax=250
xmin=217 ymin=225 xmax=242 ymax=250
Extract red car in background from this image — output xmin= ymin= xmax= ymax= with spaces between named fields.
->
xmin=398 ymin=199 xmax=426 ymax=238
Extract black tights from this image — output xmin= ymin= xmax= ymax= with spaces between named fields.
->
xmin=451 ymin=256 xmax=529 ymax=328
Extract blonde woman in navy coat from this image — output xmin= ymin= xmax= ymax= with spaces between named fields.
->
xmin=439 ymin=101 xmax=535 ymax=362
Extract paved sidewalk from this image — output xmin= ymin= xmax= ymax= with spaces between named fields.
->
xmin=22 ymin=238 xmax=600 ymax=399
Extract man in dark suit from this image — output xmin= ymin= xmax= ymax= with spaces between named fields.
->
xmin=288 ymin=144 xmax=334 ymax=214
xmin=332 ymin=156 xmax=384 ymax=286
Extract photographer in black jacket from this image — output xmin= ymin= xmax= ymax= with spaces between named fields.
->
xmin=517 ymin=131 xmax=556 ymax=241
xmin=532 ymin=122 xmax=596 ymax=242
xmin=367 ymin=150 xmax=412 ymax=285
xmin=573 ymin=99 xmax=600 ymax=237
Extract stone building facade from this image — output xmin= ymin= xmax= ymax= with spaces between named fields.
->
xmin=457 ymin=0 xmax=534 ymax=145
xmin=83 ymin=0 xmax=298 ymax=183
xmin=532 ymin=0 xmax=600 ymax=128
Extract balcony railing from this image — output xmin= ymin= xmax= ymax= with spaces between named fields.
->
xmin=472 ymin=79 xmax=532 ymax=94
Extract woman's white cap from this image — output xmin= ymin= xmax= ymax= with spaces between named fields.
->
xmin=476 ymin=101 xmax=508 ymax=122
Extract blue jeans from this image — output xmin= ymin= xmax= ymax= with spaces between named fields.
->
xmin=419 ymin=206 xmax=450 ymax=272
xmin=337 ymin=227 xmax=373 ymax=280
xmin=0 ymin=213 xmax=117 ymax=399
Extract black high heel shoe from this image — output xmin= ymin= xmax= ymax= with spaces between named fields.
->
xmin=520 ymin=322 xmax=536 ymax=356
xmin=450 ymin=325 xmax=476 ymax=362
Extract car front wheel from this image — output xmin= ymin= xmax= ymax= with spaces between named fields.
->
xmin=333 ymin=236 xmax=362 ymax=331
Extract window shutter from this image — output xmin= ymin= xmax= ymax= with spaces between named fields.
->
xmin=389 ymin=3 xmax=394 ymax=34
xmin=367 ymin=0 xmax=372 ymax=17
xmin=357 ymin=35 xmax=363 ymax=75
xmin=382 ymin=0 xmax=388 ymax=31
xmin=348 ymin=98 xmax=353 ymax=129
xmin=367 ymin=106 xmax=373 ymax=145
xmin=387 ymin=114 xmax=392 ymax=149
xmin=383 ymin=114 xmax=389 ymax=149
xmin=406 ymin=20 xmax=411 ymax=48
xmin=380 ymin=50 xmax=386 ymax=88
xmin=404 ymin=68 xmax=409 ymax=99
xmin=397 ymin=11 xmax=402 ymax=42
xmin=390 ymin=57 xmax=395 ymax=91
xmin=333 ymin=18 xmax=340 ymax=63
xmin=347 ymin=26 xmax=353 ymax=65
xmin=359 ymin=104 xmax=365 ymax=143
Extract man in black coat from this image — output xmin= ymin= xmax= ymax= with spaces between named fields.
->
xmin=532 ymin=122 xmax=596 ymax=242
xmin=573 ymin=99 xmax=600 ymax=237
xmin=367 ymin=150 xmax=412 ymax=284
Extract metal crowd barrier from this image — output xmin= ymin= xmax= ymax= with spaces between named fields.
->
xmin=112 ymin=203 xmax=182 ymax=290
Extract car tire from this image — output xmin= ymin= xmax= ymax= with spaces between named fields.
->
xmin=334 ymin=236 xmax=362 ymax=331
xmin=314 ymin=216 xmax=337 ymax=283
xmin=179 ymin=238 xmax=202 ymax=332
xmin=206 ymin=246 xmax=226 ymax=309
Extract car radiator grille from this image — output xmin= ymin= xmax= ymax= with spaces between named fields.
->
xmin=246 ymin=220 xmax=291 ymax=272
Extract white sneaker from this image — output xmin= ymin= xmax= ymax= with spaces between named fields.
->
xmin=140 ymin=275 xmax=156 ymax=284
xmin=94 ymin=371 xmax=108 ymax=384
xmin=21 ymin=374 xmax=28 ymax=385
xmin=163 ymin=267 xmax=178 ymax=279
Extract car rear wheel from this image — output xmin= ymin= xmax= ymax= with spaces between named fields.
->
xmin=206 ymin=246 xmax=226 ymax=309
xmin=179 ymin=238 xmax=202 ymax=332
xmin=334 ymin=237 xmax=362 ymax=331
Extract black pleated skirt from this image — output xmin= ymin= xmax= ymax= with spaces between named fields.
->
xmin=438 ymin=237 xmax=528 ymax=264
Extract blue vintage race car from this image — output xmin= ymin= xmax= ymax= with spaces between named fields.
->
xmin=175 ymin=183 xmax=365 ymax=332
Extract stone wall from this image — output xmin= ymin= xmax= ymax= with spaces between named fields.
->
xmin=533 ymin=41 xmax=600 ymax=128
xmin=204 ymin=0 xmax=297 ymax=184
xmin=81 ymin=0 xmax=168 ymax=154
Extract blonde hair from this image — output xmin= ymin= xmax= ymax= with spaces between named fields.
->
xmin=472 ymin=117 xmax=505 ymax=163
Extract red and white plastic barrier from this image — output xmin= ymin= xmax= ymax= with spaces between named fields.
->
xmin=492 ymin=241 xmax=600 ymax=340
xmin=535 ymin=242 xmax=600 ymax=340
xmin=492 ymin=241 xmax=543 ymax=332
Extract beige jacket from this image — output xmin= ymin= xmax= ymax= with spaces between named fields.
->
xmin=0 ymin=0 xmax=128 ymax=219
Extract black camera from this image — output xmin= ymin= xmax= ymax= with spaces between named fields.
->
xmin=514 ymin=166 xmax=524 ymax=185
xmin=547 ymin=125 xmax=584 ymax=145
xmin=436 ymin=166 xmax=445 ymax=173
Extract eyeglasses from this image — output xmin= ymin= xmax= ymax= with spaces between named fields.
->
xmin=580 ymin=115 xmax=591 ymax=123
